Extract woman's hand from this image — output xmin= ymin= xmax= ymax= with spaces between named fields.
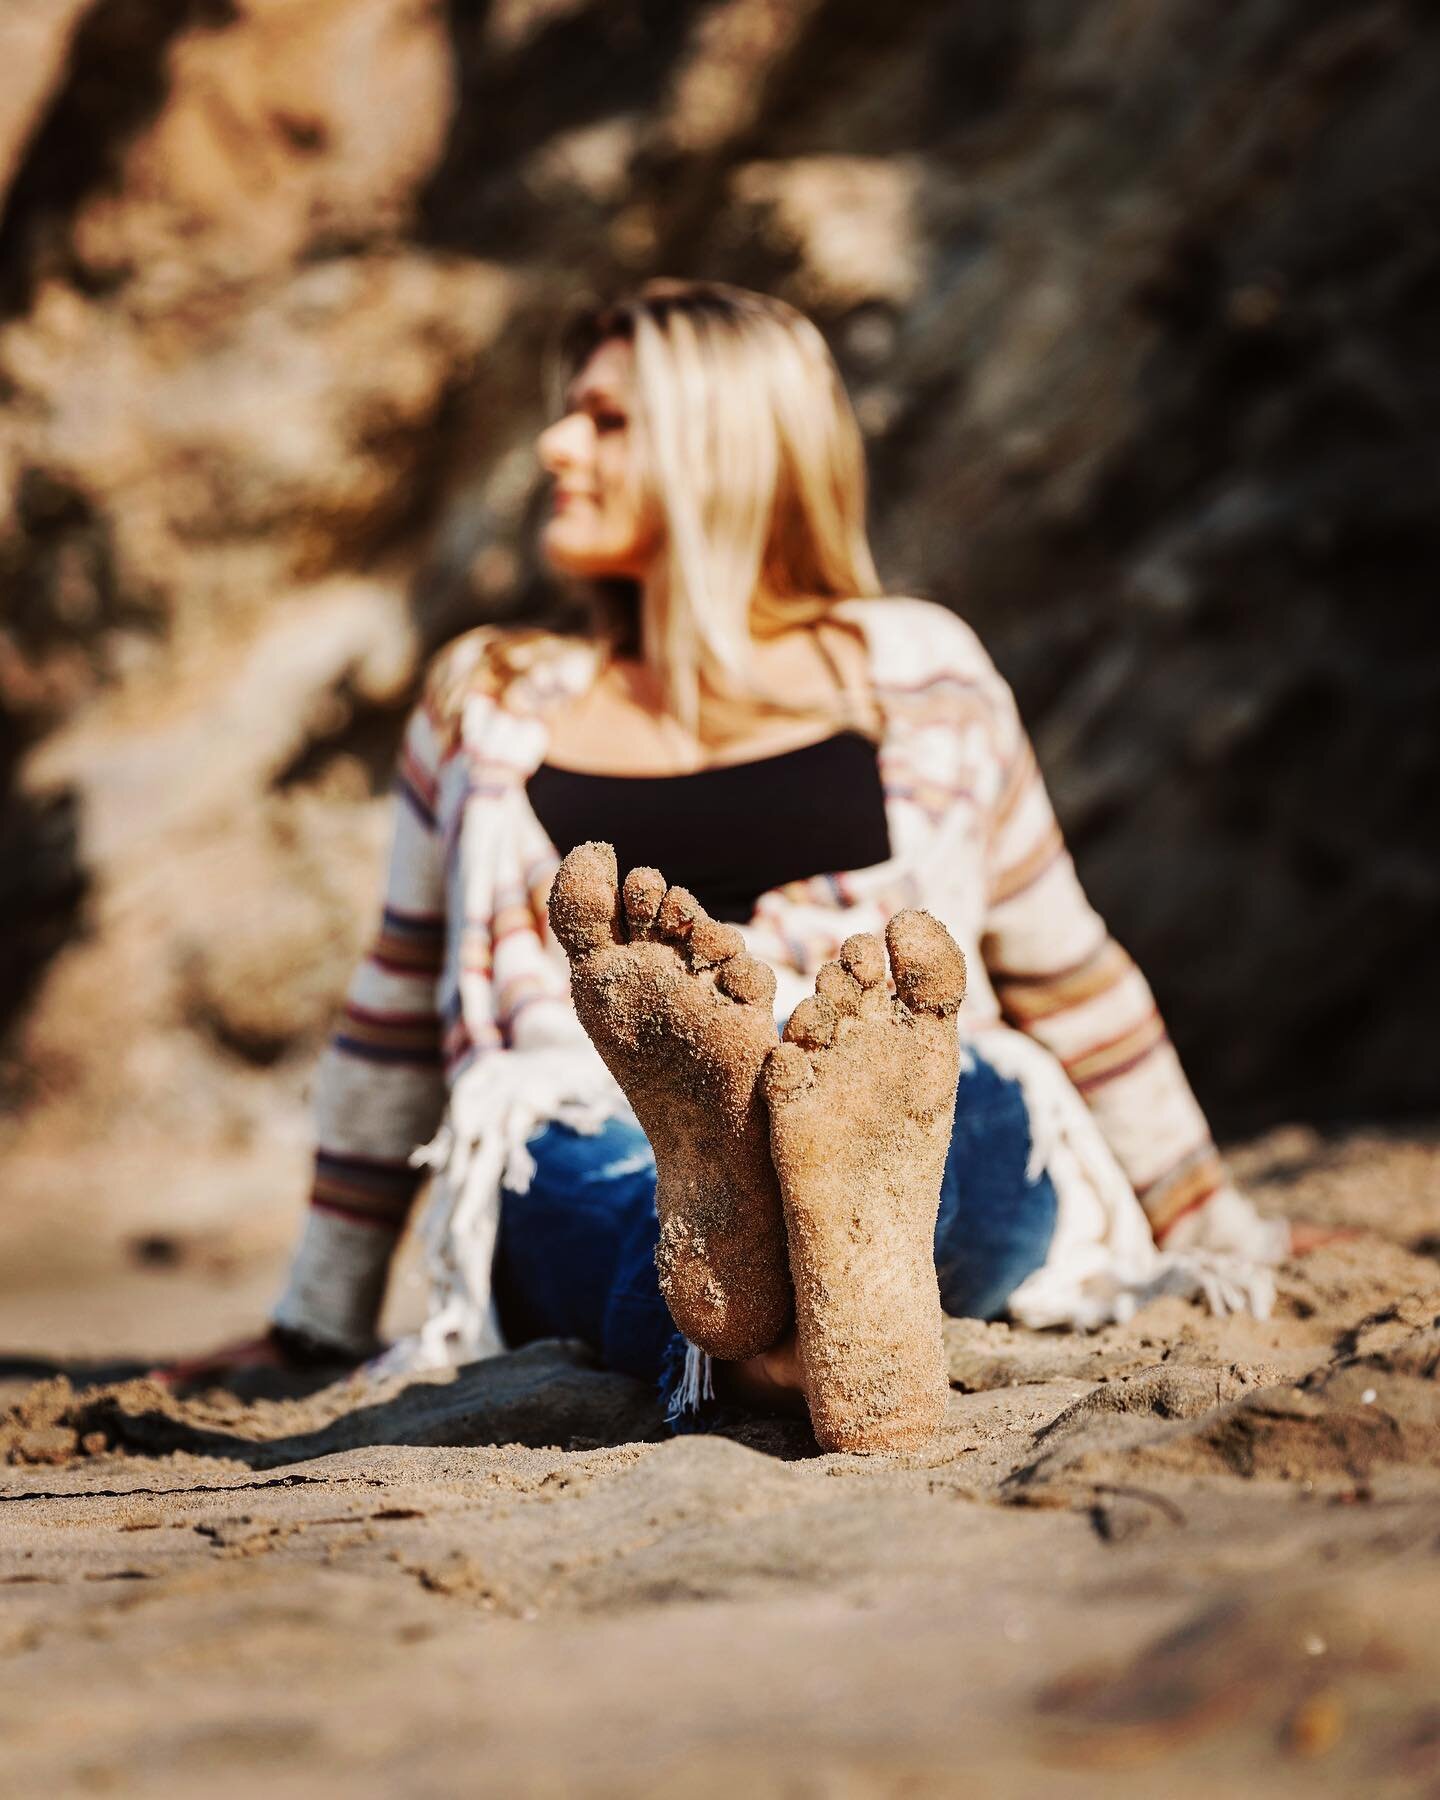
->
xmin=1287 ymin=1219 xmax=1361 ymax=1256
xmin=148 ymin=1325 xmax=362 ymax=1389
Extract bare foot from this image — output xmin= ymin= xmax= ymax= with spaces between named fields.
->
xmin=548 ymin=841 xmax=792 ymax=1361
xmin=763 ymin=913 xmax=966 ymax=1454
xmin=715 ymin=1331 xmax=810 ymax=1418
xmin=148 ymin=1327 xmax=359 ymax=1390
xmin=1288 ymin=1220 xmax=1361 ymax=1255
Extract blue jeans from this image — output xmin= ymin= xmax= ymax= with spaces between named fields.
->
xmin=492 ymin=1050 xmax=1057 ymax=1421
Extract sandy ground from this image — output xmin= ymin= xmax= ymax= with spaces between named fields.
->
xmin=2 ymin=1123 xmax=1439 ymax=1798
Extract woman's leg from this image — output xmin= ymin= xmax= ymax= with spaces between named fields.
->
xmin=932 ymin=1051 xmax=1058 ymax=1321
xmin=493 ymin=1117 xmax=657 ymax=1356
xmin=494 ymin=1059 xmax=1054 ymax=1445
xmin=492 ymin=1116 xmax=691 ymax=1402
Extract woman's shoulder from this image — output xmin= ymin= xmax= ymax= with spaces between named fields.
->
xmin=420 ymin=624 xmax=596 ymax=742
xmin=843 ymin=596 xmax=1007 ymax=686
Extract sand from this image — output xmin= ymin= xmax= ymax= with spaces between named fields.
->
xmin=2 ymin=1126 xmax=1438 ymax=1797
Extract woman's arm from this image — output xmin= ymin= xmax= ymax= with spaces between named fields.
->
xmin=269 ymin=692 xmax=451 ymax=1354
xmin=979 ymin=693 xmax=1285 ymax=1257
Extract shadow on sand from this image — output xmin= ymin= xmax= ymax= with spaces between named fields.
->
xmin=1 ymin=1341 xmax=694 ymax=1473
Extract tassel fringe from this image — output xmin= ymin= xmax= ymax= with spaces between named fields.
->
xmin=665 ymin=1341 xmax=716 ymax=1424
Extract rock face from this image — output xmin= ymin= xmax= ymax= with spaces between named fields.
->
xmin=1 ymin=0 xmax=1437 ymax=1173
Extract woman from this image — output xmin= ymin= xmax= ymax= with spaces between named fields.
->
xmin=184 ymin=280 xmax=1292 ymax=1453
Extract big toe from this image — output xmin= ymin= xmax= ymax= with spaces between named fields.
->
xmin=549 ymin=841 xmax=622 ymax=957
xmin=887 ymin=910 xmax=967 ymax=1017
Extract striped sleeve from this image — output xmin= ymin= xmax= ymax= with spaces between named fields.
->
xmin=980 ymin=691 xmax=1230 ymax=1244
xmin=272 ymin=697 xmax=450 ymax=1352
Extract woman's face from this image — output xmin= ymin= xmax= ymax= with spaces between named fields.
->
xmin=537 ymin=337 xmax=660 ymax=582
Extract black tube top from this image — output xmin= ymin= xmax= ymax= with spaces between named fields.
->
xmin=527 ymin=730 xmax=892 ymax=924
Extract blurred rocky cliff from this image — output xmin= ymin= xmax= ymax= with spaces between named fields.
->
xmin=1 ymin=0 xmax=1436 ymax=1204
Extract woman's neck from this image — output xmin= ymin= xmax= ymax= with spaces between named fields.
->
xmin=545 ymin=617 xmax=878 ymax=776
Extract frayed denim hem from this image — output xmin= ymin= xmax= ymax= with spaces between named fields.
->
xmin=658 ymin=1333 xmax=732 ymax=1436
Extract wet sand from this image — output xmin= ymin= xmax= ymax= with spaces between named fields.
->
xmin=2 ymin=1126 xmax=1439 ymax=1798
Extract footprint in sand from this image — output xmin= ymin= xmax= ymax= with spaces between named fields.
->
xmin=764 ymin=915 xmax=967 ymax=1454
xmin=548 ymin=841 xmax=792 ymax=1362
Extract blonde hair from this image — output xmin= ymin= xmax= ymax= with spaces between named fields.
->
xmin=556 ymin=280 xmax=883 ymax=733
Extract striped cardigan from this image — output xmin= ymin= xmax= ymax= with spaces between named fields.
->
xmin=275 ymin=598 xmax=1283 ymax=1358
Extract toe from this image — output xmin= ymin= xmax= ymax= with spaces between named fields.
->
xmin=814 ymin=959 xmax=863 ymax=1015
xmin=717 ymin=953 xmax=777 ymax=1008
xmin=622 ymin=867 xmax=666 ymax=938
xmin=655 ymin=884 xmax=702 ymax=943
xmin=548 ymin=841 xmax=621 ymax=957
xmin=886 ymin=910 xmax=967 ymax=1016
xmin=783 ymin=995 xmax=836 ymax=1049
xmin=690 ymin=917 xmax=746 ymax=968
xmin=839 ymin=932 xmax=890 ymax=1009
xmin=839 ymin=932 xmax=887 ymax=990
xmin=764 ymin=1041 xmax=814 ymax=1100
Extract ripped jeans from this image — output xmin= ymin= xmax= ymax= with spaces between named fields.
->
xmin=491 ymin=1048 xmax=1058 ymax=1425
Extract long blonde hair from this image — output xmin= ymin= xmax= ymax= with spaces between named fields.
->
xmin=555 ymin=280 xmax=883 ymax=733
